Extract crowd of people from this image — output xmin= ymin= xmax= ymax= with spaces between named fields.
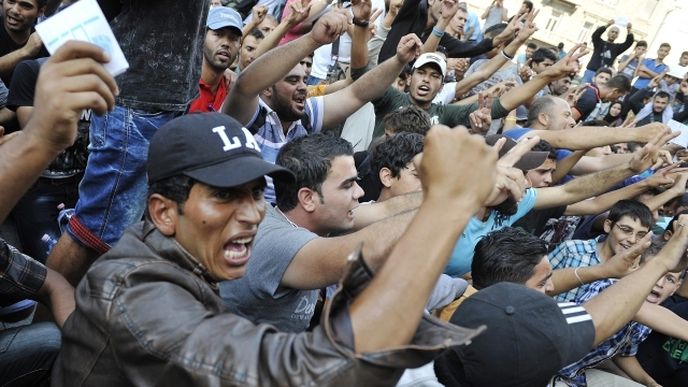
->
xmin=1 ymin=0 xmax=688 ymax=386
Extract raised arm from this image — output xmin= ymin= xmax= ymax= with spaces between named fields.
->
xmin=0 ymin=41 xmax=117 ymax=222
xmin=320 ymin=33 xmax=421 ymax=128
xmin=421 ymin=0 xmax=459 ymax=54
xmin=349 ymin=125 xmax=497 ymax=352
xmin=562 ymin=174 xmax=660 ymax=216
xmin=535 ymin=129 xmax=675 ymax=210
xmin=252 ymin=0 xmax=311 ymax=59
xmin=526 ymin=122 xmax=668 ymax=151
xmin=498 ymin=44 xmax=589 ymax=113
xmin=612 ymin=356 xmax=660 ymax=387
xmin=548 ymin=235 xmax=650 ymax=296
xmin=454 ymin=9 xmax=537 ymax=97
xmin=583 ymin=214 xmax=688 ymax=345
xmin=223 ymin=9 xmax=350 ymax=124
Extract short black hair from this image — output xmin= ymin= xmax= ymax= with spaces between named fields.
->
xmin=522 ymin=1 xmax=533 ymax=11
xmin=595 ymin=66 xmax=613 ymax=77
xmin=383 ymin=105 xmax=432 ymax=135
xmin=147 ymin=175 xmax=197 ymax=216
xmin=531 ymin=48 xmax=557 ymax=65
xmin=607 ymin=200 xmax=654 ymax=229
xmin=605 ymin=74 xmax=632 ymax=94
xmin=484 ymin=23 xmax=507 ymax=39
xmin=246 ymin=28 xmax=265 ymax=41
xmin=531 ymin=139 xmax=557 ymax=160
xmin=274 ymin=133 xmax=354 ymax=211
xmin=636 ymin=40 xmax=648 ymax=48
xmin=526 ymin=42 xmax=538 ymax=50
xmin=472 ymin=227 xmax=548 ymax=290
xmin=370 ymin=133 xmax=424 ymax=182
xmin=655 ymin=90 xmax=671 ymax=100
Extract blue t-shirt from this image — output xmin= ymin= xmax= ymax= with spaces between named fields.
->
xmin=445 ymin=188 xmax=538 ymax=277
xmin=633 ymin=58 xmax=668 ymax=89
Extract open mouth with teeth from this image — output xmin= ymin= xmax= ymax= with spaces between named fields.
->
xmin=223 ymin=237 xmax=253 ymax=267
xmin=416 ymin=85 xmax=431 ymax=97
xmin=293 ymin=95 xmax=306 ymax=110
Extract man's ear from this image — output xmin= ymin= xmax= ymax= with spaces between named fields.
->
xmin=148 ymin=194 xmax=180 ymax=236
xmin=603 ymin=218 xmax=613 ymax=234
xmin=297 ymin=187 xmax=318 ymax=213
xmin=379 ymin=167 xmax=394 ymax=189
xmin=538 ymin=112 xmax=550 ymax=127
xmin=261 ymin=87 xmax=273 ymax=99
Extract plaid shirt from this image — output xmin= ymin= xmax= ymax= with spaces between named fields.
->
xmin=0 ymin=237 xmax=46 ymax=304
xmin=250 ymin=97 xmax=324 ymax=203
xmin=554 ymin=279 xmax=652 ymax=387
xmin=549 ymin=236 xmax=605 ymax=303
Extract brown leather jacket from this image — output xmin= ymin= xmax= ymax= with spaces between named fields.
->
xmin=53 ymin=221 xmax=482 ymax=386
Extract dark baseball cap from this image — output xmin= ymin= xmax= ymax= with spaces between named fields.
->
xmin=435 ymin=282 xmax=595 ymax=387
xmin=147 ymin=113 xmax=294 ymax=187
xmin=485 ymin=134 xmax=550 ymax=171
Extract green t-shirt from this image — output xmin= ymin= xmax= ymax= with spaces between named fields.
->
xmin=372 ymin=87 xmax=509 ymax=138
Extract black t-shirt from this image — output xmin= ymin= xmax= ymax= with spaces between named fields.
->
xmin=7 ymin=58 xmax=91 ymax=178
xmin=636 ymin=295 xmax=688 ymax=387
xmin=574 ymin=85 xmax=601 ymax=122
xmin=354 ymin=150 xmax=381 ymax=203
xmin=0 ymin=19 xmax=48 ymax=85
xmin=513 ymin=206 xmax=567 ymax=237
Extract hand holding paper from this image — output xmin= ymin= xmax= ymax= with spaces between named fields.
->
xmin=35 ymin=0 xmax=129 ymax=76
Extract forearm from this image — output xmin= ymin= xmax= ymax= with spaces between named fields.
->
xmin=242 ymin=20 xmax=261 ymax=37
xmin=549 ymin=264 xmax=612 ymax=296
xmin=0 ymin=131 xmax=61 ymax=222
xmin=640 ymin=187 xmax=684 ymax=212
xmin=367 ymin=24 xmax=390 ymax=67
xmin=38 ymin=268 xmax=75 ymax=328
xmin=613 ymin=356 xmax=658 ymax=386
xmin=421 ymin=16 xmax=450 ymax=54
xmin=499 ymin=73 xmax=551 ymax=112
xmin=253 ymin=21 xmax=294 ymax=59
xmin=635 ymin=302 xmax=688 ymax=342
xmin=350 ymin=24 xmax=368 ymax=69
xmin=558 ymin=164 xmax=634 ymax=205
xmin=584 ymin=259 xmax=671 ymax=345
xmin=552 ymin=150 xmax=586 ymax=183
xmin=0 ymin=49 xmax=31 ymax=79
xmin=349 ymin=199 xmax=475 ymax=352
xmin=570 ymin=154 xmax=632 ymax=176
xmin=350 ymin=55 xmax=406 ymax=102
xmin=352 ymin=191 xmax=422 ymax=230
xmin=564 ymin=180 xmax=649 ymax=216
xmin=533 ymin=127 xmax=651 ymax=150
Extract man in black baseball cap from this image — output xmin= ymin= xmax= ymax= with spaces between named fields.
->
xmin=55 ymin=116 xmax=499 ymax=385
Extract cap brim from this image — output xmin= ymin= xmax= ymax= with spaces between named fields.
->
xmin=208 ymin=24 xmax=243 ymax=36
xmin=185 ymin=156 xmax=294 ymax=188
xmin=514 ymin=151 xmax=550 ymax=171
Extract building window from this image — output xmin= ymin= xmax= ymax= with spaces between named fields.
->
xmin=578 ymin=21 xmax=593 ymax=42
xmin=546 ymin=10 xmax=562 ymax=32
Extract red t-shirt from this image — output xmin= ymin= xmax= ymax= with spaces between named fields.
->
xmin=188 ymin=77 xmax=228 ymax=113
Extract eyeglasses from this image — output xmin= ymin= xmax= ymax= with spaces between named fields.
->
xmin=614 ymin=223 xmax=649 ymax=239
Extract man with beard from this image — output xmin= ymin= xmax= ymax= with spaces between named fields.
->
xmin=189 ymin=6 xmax=242 ymax=113
xmin=0 ymin=0 xmax=49 ymax=85
xmin=224 ymin=4 xmax=423 ymax=202
xmin=444 ymin=129 xmax=675 ymax=277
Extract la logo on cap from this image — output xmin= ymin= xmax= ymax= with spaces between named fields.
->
xmin=212 ymin=125 xmax=261 ymax=152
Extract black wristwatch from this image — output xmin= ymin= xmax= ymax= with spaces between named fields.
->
xmin=352 ymin=17 xmax=369 ymax=28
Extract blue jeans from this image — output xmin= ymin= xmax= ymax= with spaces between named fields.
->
xmin=67 ymin=106 xmax=178 ymax=253
xmin=582 ymin=69 xmax=596 ymax=84
xmin=306 ymin=75 xmax=324 ymax=86
xmin=0 ymin=322 xmax=61 ymax=386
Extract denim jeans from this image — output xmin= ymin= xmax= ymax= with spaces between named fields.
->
xmin=67 ymin=105 xmax=179 ymax=253
xmin=0 ymin=322 xmax=60 ymax=386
